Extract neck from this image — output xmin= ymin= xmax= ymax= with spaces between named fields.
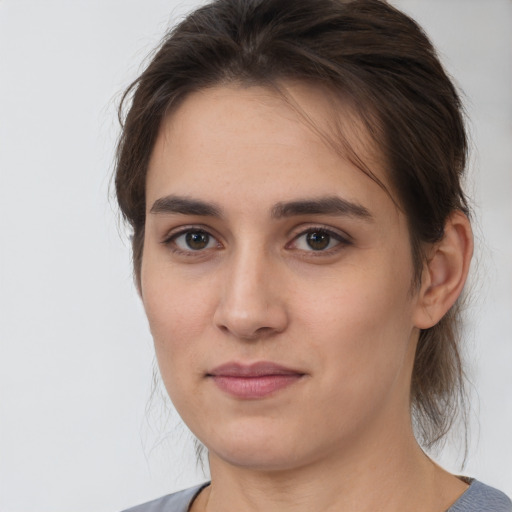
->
xmin=192 ymin=423 xmax=468 ymax=512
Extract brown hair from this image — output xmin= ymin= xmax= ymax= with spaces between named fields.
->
xmin=115 ymin=0 xmax=470 ymax=449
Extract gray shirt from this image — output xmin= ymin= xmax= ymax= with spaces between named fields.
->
xmin=122 ymin=479 xmax=512 ymax=512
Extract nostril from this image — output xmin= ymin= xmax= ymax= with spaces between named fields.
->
xmin=254 ymin=326 xmax=277 ymax=337
xmin=213 ymin=281 xmax=289 ymax=339
xmin=216 ymin=322 xmax=283 ymax=341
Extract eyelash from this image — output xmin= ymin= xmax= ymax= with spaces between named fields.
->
xmin=161 ymin=226 xmax=221 ymax=257
xmin=161 ymin=225 xmax=352 ymax=257
xmin=288 ymin=226 xmax=352 ymax=255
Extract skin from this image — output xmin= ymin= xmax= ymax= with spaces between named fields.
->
xmin=141 ymin=83 xmax=473 ymax=511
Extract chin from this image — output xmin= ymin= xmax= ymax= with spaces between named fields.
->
xmin=200 ymin=422 xmax=318 ymax=472
xmin=214 ymin=445 xmax=305 ymax=472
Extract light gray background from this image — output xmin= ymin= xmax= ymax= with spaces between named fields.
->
xmin=0 ymin=1 xmax=510 ymax=511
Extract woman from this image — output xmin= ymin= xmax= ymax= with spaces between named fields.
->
xmin=115 ymin=0 xmax=511 ymax=510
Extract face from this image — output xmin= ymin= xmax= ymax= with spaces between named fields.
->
xmin=142 ymin=83 xmax=423 ymax=472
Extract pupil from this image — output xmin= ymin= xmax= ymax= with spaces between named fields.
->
xmin=186 ymin=231 xmax=209 ymax=250
xmin=307 ymin=232 xmax=330 ymax=250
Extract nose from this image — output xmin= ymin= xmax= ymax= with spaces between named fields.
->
xmin=213 ymin=247 xmax=289 ymax=340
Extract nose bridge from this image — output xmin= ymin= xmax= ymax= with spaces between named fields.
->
xmin=214 ymin=239 xmax=287 ymax=339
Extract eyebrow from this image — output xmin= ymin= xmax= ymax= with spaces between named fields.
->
xmin=150 ymin=195 xmax=222 ymax=217
xmin=149 ymin=194 xmax=372 ymax=221
xmin=271 ymin=196 xmax=373 ymax=220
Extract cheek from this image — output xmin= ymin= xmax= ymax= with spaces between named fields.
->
xmin=299 ymin=262 xmax=416 ymax=391
xmin=301 ymin=257 xmax=413 ymax=333
xmin=141 ymin=263 xmax=215 ymax=388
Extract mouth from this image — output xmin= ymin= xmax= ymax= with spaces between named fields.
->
xmin=207 ymin=361 xmax=305 ymax=399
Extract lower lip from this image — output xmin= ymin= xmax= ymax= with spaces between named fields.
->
xmin=210 ymin=374 xmax=303 ymax=399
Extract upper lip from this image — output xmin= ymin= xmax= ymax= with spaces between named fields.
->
xmin=208 ymin=361 xmax=304 ymax=377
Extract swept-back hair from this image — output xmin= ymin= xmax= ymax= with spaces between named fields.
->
xmin=115 ymin=0 xmax=470 ymax=450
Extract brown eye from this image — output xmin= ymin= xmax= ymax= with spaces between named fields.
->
xmin=185 ymin=231 xmax=210 ymax=250
xmin=167 ymin=229 xmax=218 ymax=252
xmin=306 ymin=231 xmax=331 ymax=251
xmin=290 ymin=227 xmax=349 ymax=253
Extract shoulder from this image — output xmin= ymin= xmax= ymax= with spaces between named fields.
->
xmin=448 ymin=480 xmax=512 ymax=512
xmin=121 ymin=483 xmax=209 ymax=512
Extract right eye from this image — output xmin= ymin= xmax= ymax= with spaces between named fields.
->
xmin=167 ymin=229 xmax=219 ymax=252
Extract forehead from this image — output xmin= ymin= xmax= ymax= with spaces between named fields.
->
xmin=146 ymin=82 xmax=395 ymax=220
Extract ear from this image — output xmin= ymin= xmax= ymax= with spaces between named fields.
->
xmin=413 ymin=211 xmax=473 ymax=329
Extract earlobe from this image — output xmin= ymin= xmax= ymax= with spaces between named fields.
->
xmin=413 ymin=211 xmax=473 ymax=330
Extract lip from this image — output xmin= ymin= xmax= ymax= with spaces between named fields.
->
xmin=207 ymin=361 xmax=305 ymax=399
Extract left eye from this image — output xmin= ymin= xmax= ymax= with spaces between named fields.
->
xmin=172 ymin=230 xmax=218 ymax=251
xmin=292 ymin=229 xmax=344 ymax=252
